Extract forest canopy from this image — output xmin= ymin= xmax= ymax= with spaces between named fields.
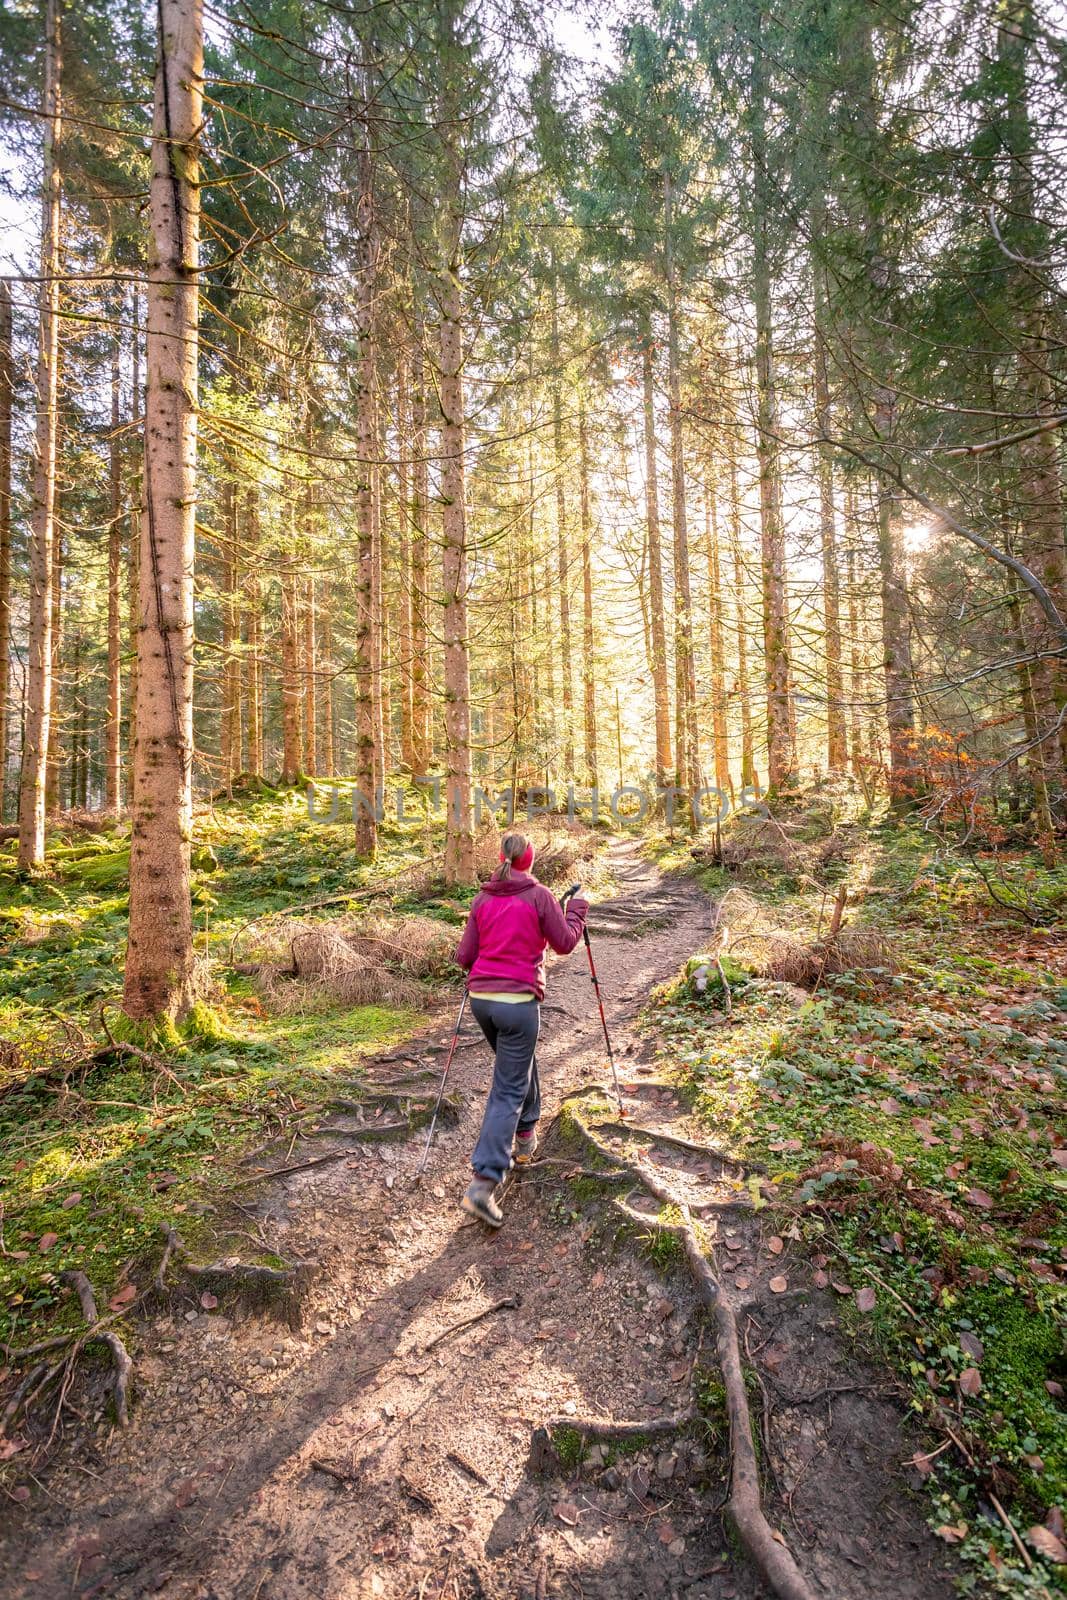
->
xmin=0 ymin=0 xmax=1064 ymax=1011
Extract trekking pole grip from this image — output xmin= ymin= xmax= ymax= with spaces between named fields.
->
xmin=561 ymin=881 xmax=582 ymax=908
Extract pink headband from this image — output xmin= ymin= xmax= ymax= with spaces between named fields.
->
xmin=500 ymin=843 xmax=535 ymax=872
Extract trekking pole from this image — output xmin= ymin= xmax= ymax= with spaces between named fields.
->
xmin=562 ymin=884 xmax=626 ymax=1117
xmin=414 ymin=990 xmax=468 ymax=1184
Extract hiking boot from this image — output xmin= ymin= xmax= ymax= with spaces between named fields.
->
xmin=461 ymin=1177 xmax=504 ymax=1228
xmin=513 ymin=1127 xmax=539 ymax=1166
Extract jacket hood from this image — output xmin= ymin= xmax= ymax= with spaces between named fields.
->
xmin=479 ymin=872 xmax=538 ymax=896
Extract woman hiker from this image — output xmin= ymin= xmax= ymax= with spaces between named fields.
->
xmin=454 ymin=831 xmax=589 ymax=1226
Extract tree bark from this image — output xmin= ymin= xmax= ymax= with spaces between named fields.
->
xmin=749 ymin=37 xmax=794 ymax=791
xmin=244 ymin=485 xmax=263 ymax=778
xmin=106 ymin=305 xmax=123 ymax=810
xmin=125 ymin=282 xmax=140 ymax=802
xmin=704 ymin=478 xmax=730 ymax=799
xmin=664 ymin=176 xmax=699 ymax=806
xmin=220 ymin=471 xmax=240 ymax=785
xmin=728 ymin=440 xmax=756 ymax=790
xmin=396 ymin=353 xmax=416 ymax=771
xmin=0 ymin=281 xmax=12 ymax=822
xmin=438 ymin=0 xmax=473 ymax=883
xmin=279 ymin=541 xmax=302 ymax=785
xmin=353 ymin=118 xmax=380 ymax=855
xmin=551 ymin=268 xmax=574 ymax=776
xmin=578 ymin=401 xmax=598 ymax=787
xmin=812 ymin=252 xmax=847 ymax=773
xmin=641 ymin=328 xmax=672 ymax=785
xmin=122 ymin=0 xmax=203 ymax=1023
xmin=410 ymin=335 xmax=432 ymax=772
xmin=18 ymin=0 xmax=62 ymax=869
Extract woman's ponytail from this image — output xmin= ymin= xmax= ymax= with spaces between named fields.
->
xmin=494 ymin=831 xmax=532 ymax=880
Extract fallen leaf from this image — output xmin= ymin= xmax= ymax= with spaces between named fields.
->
xmin=108 ymin=1284 xmax=137 ymax=1310
xmin=910 ymin=1450 xmax=933 ymax=1478
xmin=734 ymin=1276 xmax=751 ymax=1290
xmin=855 ymin=1286 xmax=876 ymax=1313
xmin=657 ymin=1521 xmax=676 ymax=1545
xmin=958 ymin=1367 xmax=982 ymax=1396
xmin=812 ymin=1269 xmax=829 ymax=1289
xmin=935 ymin=1521 xmax=968 ymax=1544
xmin=1026 ymin=1526 xmax=1067 ymax=1564
xmin=831 ymin=1281 xmax=852 ymax=1296
xmin=37 ymin=1233 xmax=58 ymax=1254
xmin=768 ymin=1275 xmax=788 ymax=1294
xmin=959 ymin=1332 xmax=984 ymax=1362
xmin=199 ymin=1292 xmax=219 ymax=1311
xmin=61 ymin=1192 xmax=82 ymax=1210
xmin=964 ymin=1187 xmax=994 ymax=1210
xmin=767 ymin=1236 xmax=784 ymax=1255
xmin=669 ymin=1359 xmax=689 ymax=1382
xmin=590 ymin=1270 xmax=605 ymax=1289
xmin=555 ymin=1501 xmax=580 ymax=1527
xmin=10 ymin=1485 xmax=30 ymax=1504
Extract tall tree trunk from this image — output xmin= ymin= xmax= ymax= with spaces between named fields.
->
xmin=1007 ymin=580 xmax=1055 ymax=865
xmin=664 ymin=176 xmax=699 ymax=806
xmin=122 ymin=0 xmax=203 ymax=1023
xmin=551 ymin=269 xmax=574 ymax=776
xmin=18 ymin=0 xmax=62 ymax=869
xmin=244 ymin=486 xmax=263 ymax=778
xmin=438 ymin=0 xmax=473 ymax=882
xmin=396 ymin=354 xmax=416 ymax=770
xmin=704 ymin=477 xmax=730 ymax=798
xmin=106 ymin=306 xmax=123 ymax=809
xmin=319 ymin=598 xmax=335 ymax=775
xmin=728 ymin=441 xmax=756 ymax=789
xmin=302 ymin=570 xmax=317 ymax=775
xmin=126 ymin=282 xmax=140 ymax=802
xmin=353 ymin=124 xmax=380 ymax=855
xmin=874 ymin=415 xmax=916 ymax=795
xmin=220 ymin=472 xmax=240 ymax=784
xmin=578 ymin=401 xmax=598 ymax=786
xmin=44 ymin=519 xmax=63 ymax=814
xmin=0 ymin=281 xmax=12 ymax=821
xmin=750 ymin=38 xmax=794 ymax=791
xmin=410 ymin=337 xmax=431 ymax=772
xmin=812 ymin=251 xmax=847 ymax=773
xmin=844 ymin=485 xmax=867 ymax=781
xmin=279 ymin=545 xmax=302 ymax=784
xmin=641 ymin=329 xmax=672 ymax=784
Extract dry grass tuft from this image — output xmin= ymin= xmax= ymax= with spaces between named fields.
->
xmin=756 ymin=925 xmax=895 ymax=988
xmin=246 ymin=913 xmax=445 ymax=1014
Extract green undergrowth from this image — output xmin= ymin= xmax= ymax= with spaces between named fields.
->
xmin=0 ymin=791 xmax=456 ymax=1358
xmin=647 ymin=810 xmax=1067 ymax=1599
xmin=0 ymin=1002 xmax=418 ymax=1351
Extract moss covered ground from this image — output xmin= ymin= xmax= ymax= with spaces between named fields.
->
xmin=0 ymin=789 xmax=459 ymax=1351
xmin=646 ymin=807 xmax=1067 ymax=1598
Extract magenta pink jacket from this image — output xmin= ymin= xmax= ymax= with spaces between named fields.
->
xmin=454 ymin=873 xmax=589 ymax=1000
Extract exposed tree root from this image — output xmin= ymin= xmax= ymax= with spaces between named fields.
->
xmin=590 ymin=1119 xmax=757 ymax=1172
xmin=528 ymin=1410 xmax=696 ymax=1477
xmin=567 ymin=1109 xmax=818 ymax=1600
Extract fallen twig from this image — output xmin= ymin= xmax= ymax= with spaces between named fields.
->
xmin=446 ymin=1450 xmax=489 ymax=1486
xmin=230 ymin=1148 xmax=352 ymax=1187
xmin=310 ymin=1456 xmax=360 ymax=1485
xmin=420 ymin=1295 xmax=519 ymax=1355
xmin=546 ymin=1410 xmax=695 ymax=1442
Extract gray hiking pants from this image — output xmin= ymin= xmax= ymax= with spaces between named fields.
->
xmin=469 ymin=996 xmax=541 ymax=1184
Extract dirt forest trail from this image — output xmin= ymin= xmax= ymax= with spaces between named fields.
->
xmin=1 ymin=843 xmax=964 ymax=1600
